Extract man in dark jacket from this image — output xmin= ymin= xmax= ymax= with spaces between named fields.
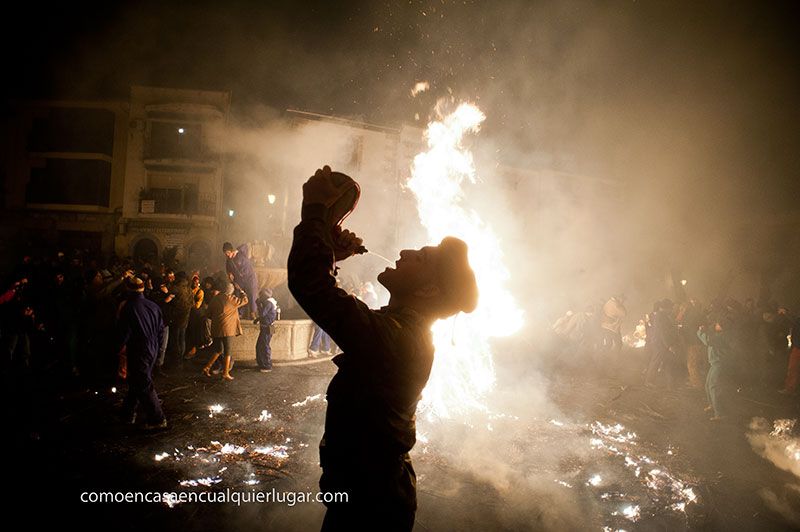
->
xmin=288 ymin=166 xmax=479 ymax=532
xmin=117 ymin=277 xmax=167 ymax=429
xmin=254 ymin=288 xmax=279 ymax=371
xmin=223 ymin=241 xmax=259 ymax=319
xmin=148 ymin=276 xmax=173 ymax=369
xmin=645 ymin=299 xmax=682 ymax=389
xmin=166 ymin=272 xmax=193 ymax=359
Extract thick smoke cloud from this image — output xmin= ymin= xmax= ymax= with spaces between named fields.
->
xmin=747 ymin=418 xmax=800 ymax=526
xmin=8 ymin=1 xmax=800 ymax=527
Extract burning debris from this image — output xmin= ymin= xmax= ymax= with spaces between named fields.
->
xmin=252 ymin=445 xmax=290 ymax=460
xmin=588 ymin=419 xmax=699 ymax=520
xmin=218 ymin=442 xmax=247 ymax=455
xmin=410 ymin=81 xmax=430 ymax=97
xmin=291 ymin=394 xmax=324 ymax=407
xmin=179 ymin=476 xmax=222 ymax=488
xmin=617 ymin=504 xmax=641 ymax=522
xmin=154 ymin=440 xmax=295 ymax=464
xmin=587 ymin=474 xmax=603 ymax=487
xmin=149 ymin=436 xmax=302 ymax=508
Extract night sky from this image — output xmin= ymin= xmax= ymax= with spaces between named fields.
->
xmin=5 ymin=0 xmax=800 ymax=225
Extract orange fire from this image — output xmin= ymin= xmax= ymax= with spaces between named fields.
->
xmin=406 ymin=101 xmax=523 ymax=421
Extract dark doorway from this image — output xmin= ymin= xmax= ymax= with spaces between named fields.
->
xmin=132 ymin=237 xmax=159 ymax=265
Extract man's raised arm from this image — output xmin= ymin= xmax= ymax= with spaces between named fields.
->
xmin=287 ymin=167 xmax=372 ymax=352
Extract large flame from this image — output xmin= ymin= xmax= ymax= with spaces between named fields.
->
xmin=407 ymin=102 xmax=523 ymax=421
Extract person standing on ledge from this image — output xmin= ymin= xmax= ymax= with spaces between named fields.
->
xmin=223 ymin=241 xmax=258 ymax=319
xmin=288 ymin=165 xmax=479 ymax=532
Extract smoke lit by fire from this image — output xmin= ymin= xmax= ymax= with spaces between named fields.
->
xmin=406 ymin=102 xmax=523 ymax=421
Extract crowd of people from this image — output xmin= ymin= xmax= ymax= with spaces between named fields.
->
xmin=5 ymin=240 xmax=797 ymax=432
xmin=0 ymin=244 xmax=283 ymax=427
xmin=552 ymin=293 xmax=800 ymax=421
xmin=0 ymin=242 xmax=385 ymax=428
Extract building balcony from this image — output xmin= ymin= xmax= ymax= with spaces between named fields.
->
xmin=138 ymin=191 xmax=217 ymax=222
xmin=142 ymin=157 xmax=220 ymax=173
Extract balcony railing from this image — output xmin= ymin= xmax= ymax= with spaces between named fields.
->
xmin=139 ymin=190 xmax=216 ymax=217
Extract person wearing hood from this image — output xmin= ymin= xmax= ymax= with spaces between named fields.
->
xmin=254 ymin=287 xmax=280 ymax=372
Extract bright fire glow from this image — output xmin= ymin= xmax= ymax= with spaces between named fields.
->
xmin=407 ymin=102 xmax=523 ymax=420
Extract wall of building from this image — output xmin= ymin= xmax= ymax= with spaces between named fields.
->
xmin=116 ymin=86 xmax=231 ymax=272
xmin=0 ymin=100 xmax=129 ymax=262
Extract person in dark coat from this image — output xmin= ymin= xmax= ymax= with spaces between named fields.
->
xmin=85 ymin=269 xmax=127 ymax=383
xmin=254 ymin=288 xmax=279 ymax=371
xmin=166 ymin=272 xmax=193 ymax=359
xmin=223 ymin=241 xmax=259 ymax=319
xmin=50 ymin=271 xmax=79 ymax=375
xmin=645 ymin=299 xmax=682 ymax=389
xmin=116 ymin=277 xmax=167 ymax=429
xmin=780 ymin=314 xmax=800 ymax=395
xmin=148 ymin=276 xmax=174 ymax=368
xmin=184 ymin=274 xmax=206 ymax=359
xmin=288 ymin=166 xmax=479 ymax=532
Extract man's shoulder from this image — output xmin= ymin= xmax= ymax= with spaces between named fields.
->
xmin=139 ymin=297 xmax=162 ymax=312
xmin=126 ymin=296 xmax=155 ymax=311
xmin=380 ymin=308 xmax=433 ymax=346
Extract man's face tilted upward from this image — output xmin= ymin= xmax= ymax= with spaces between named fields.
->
xmin=378 ymin=236 xmax=479 ymax=319
xmin=377 ymin=246 xmax=439 ymax=299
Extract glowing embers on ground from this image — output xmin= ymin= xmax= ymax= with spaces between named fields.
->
xmin=154 ymin=439 xmax=295 ymax=465
xmin=586 ymin=420 xmax=699 ymax=522
xmin=407 ymin=101 xmax=523 ymax=421
xmin=291 ymin=394 xmax=324 ymax=407
xmin=252 ymin=444 xmax=290 ymax=460
xmin=152 ymin=438 xmax=299 ymax=507
xmin=415 ymin=413 xmax=701 ymax=529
